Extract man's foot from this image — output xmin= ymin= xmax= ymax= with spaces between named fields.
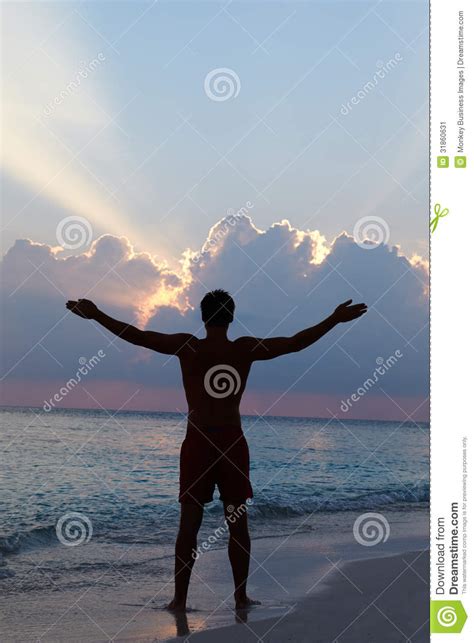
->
xmin=234 ymin=594 xmax=261 ymax=610
xmin=166 ymin=598 xmax=187 ymax=612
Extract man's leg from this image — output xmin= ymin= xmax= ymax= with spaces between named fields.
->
xmin=224 ymin=502 xmax=261 ymax=609
xmin=167 ymin=502 xmax=204 ymax=611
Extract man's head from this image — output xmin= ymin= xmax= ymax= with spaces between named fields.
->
xmin=200 ymin=289 xmax=235 ymax=327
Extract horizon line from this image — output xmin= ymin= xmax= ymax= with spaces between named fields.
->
xmin=0 ymin=403 xmax=430 ymax=426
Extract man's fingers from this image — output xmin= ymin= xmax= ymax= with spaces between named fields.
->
xmin=341 ymin=299 xmax=352 ymax=307
xmin=348 ymin=303 xmax=368 ymax=319
xmin=66 ymin=300 xmax=86 ymax=317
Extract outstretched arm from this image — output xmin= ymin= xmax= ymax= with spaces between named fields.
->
xmin=66 ymin=299 xmax=194 ymax=355
xmin=242 ymin=299 xmax=367 ymax=361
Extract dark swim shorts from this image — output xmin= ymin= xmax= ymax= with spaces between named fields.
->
xmin=179 ymin=425 xmax=253 ymax=505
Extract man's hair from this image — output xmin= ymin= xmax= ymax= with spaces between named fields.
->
xmin=200 ymin=289 xmax=235 ymax=326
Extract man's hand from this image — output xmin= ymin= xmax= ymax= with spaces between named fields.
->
xmin=66 ymin=299 xmax=99 ymax=320
xmin=332 ymin=299 xmax=368 ymax=323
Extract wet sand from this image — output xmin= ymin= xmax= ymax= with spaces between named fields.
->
xmin=1 ymin=509 xmax=428 ymax=642
xmin=167 ymin=550 xmax=429 ymax=642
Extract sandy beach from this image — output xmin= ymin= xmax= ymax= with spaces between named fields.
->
xmin=1 ymin=508 xmax=428 ymax=642
xmin=166 ymin=550 xmax=429 ymax=643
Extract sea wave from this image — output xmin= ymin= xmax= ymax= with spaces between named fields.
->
xmin=0 ymin=526 xmax=59 ymax=555
xmin=1 ymin=483 xmax=428 ymax=555
xmin=247 ymin=483 xmax=429 ymax=518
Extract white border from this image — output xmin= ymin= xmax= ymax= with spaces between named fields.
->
xmin=431 ymin=0 xmax=473 ymax=638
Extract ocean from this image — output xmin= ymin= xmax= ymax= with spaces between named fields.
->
xmin=0 ymin=406 xmax=429 ymax=595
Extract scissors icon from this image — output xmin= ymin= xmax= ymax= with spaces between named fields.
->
xmin=430 ymin=203 xmax=449 ymax=233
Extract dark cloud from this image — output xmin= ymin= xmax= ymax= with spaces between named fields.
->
xmin=1 ymin=216 xmax=428 ymax=417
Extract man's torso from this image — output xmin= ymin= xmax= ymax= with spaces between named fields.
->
xmin=178 ymin=336 xmax=252 ymax=428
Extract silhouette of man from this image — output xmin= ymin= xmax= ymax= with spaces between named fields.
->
xmin=66 ymin=291 xmax=367 ymax=611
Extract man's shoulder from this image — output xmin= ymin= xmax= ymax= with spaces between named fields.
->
xmin=174 ymin=333 xmax=199 ymax=354
xmin=234 ymin=336 xmax=259 ymax=348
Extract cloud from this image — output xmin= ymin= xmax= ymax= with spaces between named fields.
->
xmin=3 ymin=235 xmax=182 ymax=315
xmin=1 ymin=215 xmax=428 ymax=420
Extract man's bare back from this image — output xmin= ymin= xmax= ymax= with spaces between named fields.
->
xmin=178 ymin=334 xmax=252 ymax=428
xmin=66 ymin=289 xmax=367 ymax=611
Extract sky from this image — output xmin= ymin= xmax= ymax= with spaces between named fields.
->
xmin=1 ymin=0 xmax=429 ymax=421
